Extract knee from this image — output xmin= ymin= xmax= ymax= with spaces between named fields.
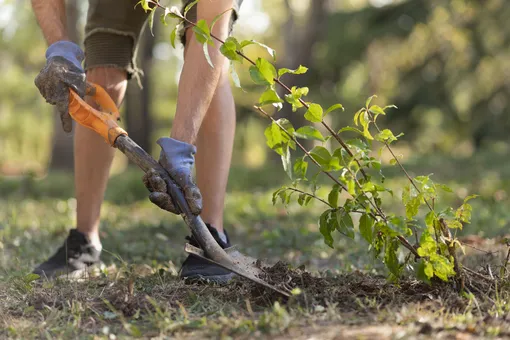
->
xmin=85 ymin=67 xmax=128 ymax=107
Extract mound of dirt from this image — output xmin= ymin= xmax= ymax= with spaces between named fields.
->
xmin=243 ymin=261 xmax=467 ymax=312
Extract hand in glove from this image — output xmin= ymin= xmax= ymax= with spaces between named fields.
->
xmin=143 ymin=137 xmax=203 ymax=215
xmin=34 ymin=41 xmax=86 ymax=133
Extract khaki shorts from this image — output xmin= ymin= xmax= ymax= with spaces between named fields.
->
xmin=83 ymin=0 xmax=243 ymax=79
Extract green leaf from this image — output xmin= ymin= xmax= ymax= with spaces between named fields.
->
xmin=325 ymin=103 xmax=344 ymax=116
xmin=202 ymin=42 xmax=214 ymax=68
xmin=160 ymin=7 xmax=181 ymax=25
xmin=240 ymin=40 xmax=276 ymax=60
xmin=259 ymin=87 xmax=283 ymax=109
xmin=353 ymin=108 xmax=364 ymax=126
xmin=229 ymin=62 xmax=241 ymax=88
xmin=184 ymin=0 xmax=200 ymax=16
xmin=463 ymin=194 xmax=479 ymax=203
xmin=135 ymin=0 xmax=151 ymax=12
xmin=304 ymin=103 xmax=323 ymax=123
xmin=385 ymin=216 xmax=410 ymax=237
xmin=210 ymin=8 xmax=234 ymax=31
xmin=220 ymin=37 xmax=242 ymax=62
xmin=193 ymin=19 xmax=211 ymax=44
xmin=365 ymin=95 xmax=377 ymax=108
xmin=424 ymin=261 xmax=434 ymax=279
xmin=319 ymin=210 xmax=335 ymax=248
xmin=328 ymin=184 xmax=340 ymax=207
xmin=384 ymin=239 xmax=401 ymax=277
xmin=455 ymin=202 xmax=473 ymax=224
xmin=437 ymin=184 xmax=453 ymax=193
xmin=264 ymin=122 xmax=285 ymax=156
xmin=359 ymin=110 xmax=373 ymax=140
xmin=170 ymin=26 xmax=178 ymax=48
xmin=281 ymin=146 xmax=292 ymax=180
xmin=148 ymin=8 xmax=156 ymax=36
xmin=430 ymin=253 xmax=455 ymax=281
xmin=338 ymin=126 xmax=363 ymax=136
xmin=294 ymin=126 xmax=325 ymax=142
xmin=425 ymin=211 xmax=436 ymax=227
xmin=417 ymin=232 xmax=437 ymax=257
xmin=415 ymin=259 xmax=432 ymax=284
xmin=405 ymin=193 xmax=422 ymax=219
xmin=336 ymin=209 xmax=355 ymax=239
xmin=369 ymin=105 xmax=386 ymax=116
xmin=293 ymin=156 xmax=308 ymax=179
xmin=359 ymin=214 xmax=374 ymax=244
xmin=24 ymin=273 xmax=40 ymax=283
xmin=249 ymin=58 xmax=276 ymax=86
xmin=446 ymin=220 xmax=463 ymax=229
xmin=309 ymin=146 xmax=331 ymax=167
xmin=375 ymin=129 xmax=398 ymax=144
xmin=284 ymin=86 xmax=308 ymax=112
xmin=297 ymin=193 xmax=306 ymax=206
xmin=278 ymin=65 xmax=308 ymax=78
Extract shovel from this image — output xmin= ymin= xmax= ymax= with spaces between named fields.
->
xmin=67 ymin=82 xmax=289 ymax=297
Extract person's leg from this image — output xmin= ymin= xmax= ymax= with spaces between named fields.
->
xmin=33 ymin=0 xmax=149 ymax=279
xmin=178 ymin=7 xmax=237 ymax=282
xmin=74 ymin=68 xmax=127 ymax=247
xmin=195 ymin=64 xmax=236 ymax=234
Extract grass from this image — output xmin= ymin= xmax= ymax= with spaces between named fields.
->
xmin=2 ymin=149 xmax=510 ymax=339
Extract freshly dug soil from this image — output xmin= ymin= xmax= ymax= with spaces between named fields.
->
xmin=242 ymin=261 xmax=469 ymax=312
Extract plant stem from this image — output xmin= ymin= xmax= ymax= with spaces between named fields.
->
xmin=283 ymin=187 xmax=333 ymax=208
xmin=256 ymin=106 xmax=420 ymax=258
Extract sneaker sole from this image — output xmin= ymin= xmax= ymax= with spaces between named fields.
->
xmin=36 ymin=262 xmax=106 ymax=281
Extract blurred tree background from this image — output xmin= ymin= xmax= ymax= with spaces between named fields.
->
xmin=1 ymin=0 xmax=509 ymax=179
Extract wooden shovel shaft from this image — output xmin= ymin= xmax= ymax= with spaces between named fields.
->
xmin=114 ymin=135 xmax=234 ymax=265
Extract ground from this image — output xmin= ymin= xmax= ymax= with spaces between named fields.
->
xmin=2 ymin=149 xmax=510 ymax=339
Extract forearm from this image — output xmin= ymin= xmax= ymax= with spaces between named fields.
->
xmin=31 ymin=0 xmax=68 ymax=45
xmin=171 ymin=1 xmax=233 ymax=144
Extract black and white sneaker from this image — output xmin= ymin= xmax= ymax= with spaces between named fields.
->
xmin=33 ymin=229 xmax=104 ymax=280
xmin=180 ymin=224 xmax=235 ymax=284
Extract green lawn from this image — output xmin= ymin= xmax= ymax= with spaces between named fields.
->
xmin=1 ymin=150 xmax=510 ymax=339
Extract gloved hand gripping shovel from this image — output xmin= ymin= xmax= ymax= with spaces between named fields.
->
xmin=68 ymin=83 xmax=289 ymax=297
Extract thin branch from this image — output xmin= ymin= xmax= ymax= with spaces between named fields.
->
xmin=463 ymin=266 xmax=495 ymax=283
xmin=283 ymin=187 xmax=333 ymax=208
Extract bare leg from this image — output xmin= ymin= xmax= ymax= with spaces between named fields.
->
xmin=74 ymin=68 xmax=127 ymax=246
xmin=195 ymin=68 xmax=236 ymax=233
xmin=181 ymin=28 xmax=236 ymax=234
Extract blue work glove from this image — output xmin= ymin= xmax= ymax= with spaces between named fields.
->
xmin=35 ymin=41 xmax=86 ymax=133
xmin=142 ymin=137 xmax=203 ymax=215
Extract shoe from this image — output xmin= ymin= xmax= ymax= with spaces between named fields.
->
xmin=33 ymin=229 xmax=103 ymax=280
xmin=180 ymin=224 xmax=235 ymax=284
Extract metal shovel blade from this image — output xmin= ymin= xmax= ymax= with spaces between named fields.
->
xmin=185 ymin=244 xmax=290 ymax=297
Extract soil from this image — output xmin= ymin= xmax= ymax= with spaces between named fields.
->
xmin=244 ymin=261 xmax=465 ymax=312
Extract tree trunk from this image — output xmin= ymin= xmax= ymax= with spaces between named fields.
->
xmin=48 ymin=0 xmax=80 ymax=171
xmin=125 ymin=23 xmax=155 ymax=159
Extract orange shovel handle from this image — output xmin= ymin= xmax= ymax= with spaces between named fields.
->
xmin=68 ymin=82 xmax=127 ymax=146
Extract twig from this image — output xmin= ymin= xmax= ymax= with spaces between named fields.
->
xmin=282 ymin=187 xmax=333 ymax=207
xmin=463 ymin=266 xmax=495 ymax=283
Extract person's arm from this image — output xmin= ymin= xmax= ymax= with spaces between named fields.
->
xmin=31 ymin=0 xmax=69 ymax=45
xmin=170 ymin=0 xmax=234 ymax=145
